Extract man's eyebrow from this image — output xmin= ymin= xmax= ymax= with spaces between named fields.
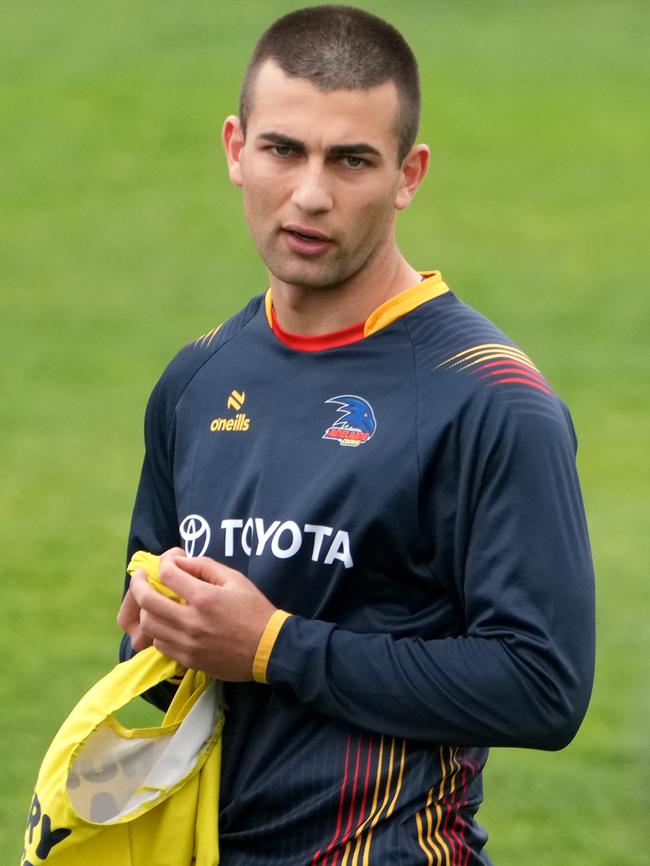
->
xmin=257 ymin=132 xmax=382 ymax=158
xmin=327 ymin=143 xmax=382 ymax=157
xmin=257 ymin=131 xmax=305 ymax=151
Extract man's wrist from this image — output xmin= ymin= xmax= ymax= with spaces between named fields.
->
xmin=252 ymin=609 xmax=293 ymax=684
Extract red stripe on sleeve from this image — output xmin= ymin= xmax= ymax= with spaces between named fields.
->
xmin=472 ymin=358 xmax=538 ymax=370
xmin=474 ymin=360 xmax=547 ymax=383
xmin=488 ymin=376 xmax=552 ymax=395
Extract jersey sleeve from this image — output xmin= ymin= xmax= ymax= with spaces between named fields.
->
xmin=117 ymin=299 xmax=264 ymax=707
xmin=125 ymin=375 xmax=181 ymax=571
xmin=118 ymin=360 xmax=186 ymax=708
xmin=263 ymin=393 xmax=596 ymax=749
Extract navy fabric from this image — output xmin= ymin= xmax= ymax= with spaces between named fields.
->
xmin=121 ymin=289 xmax=595 ymax=865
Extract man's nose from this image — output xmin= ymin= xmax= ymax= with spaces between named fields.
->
xmin=290 ymin=162 xmax=333 ymax=213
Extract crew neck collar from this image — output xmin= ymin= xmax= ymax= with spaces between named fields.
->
xmin=266 ymin=271 xmax=449 ymax=352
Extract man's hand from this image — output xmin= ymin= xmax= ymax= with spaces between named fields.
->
xmin=117 ymin=546 xmax=192 ymax=652
xmin=120 ymin=550 xmax=278 ymax=681
xmin=116 ymin=577 xmax=156 ymax=654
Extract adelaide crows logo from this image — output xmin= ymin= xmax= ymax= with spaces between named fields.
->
xmin=322 ymin=395 xmax=377 ymax=447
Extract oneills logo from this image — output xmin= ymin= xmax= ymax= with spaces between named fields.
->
xmin=211 ymin=389 xmax=251 ymax=432
xmin=227 ymin=389 xmax=245 ymax=411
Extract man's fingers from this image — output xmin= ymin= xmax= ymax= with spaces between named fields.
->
xmin=156 ymin=556 xmax=213 ymax=601
xmin=139 ymin=610 xmax=185 ymax=648
xmin=152 ymin=639 xmax=191 ymax=669
xmin=116 ymin=587 xmax=140 ymax=630
xmin=130 ymin=629 xmax=154 ymax=653
xmin=159 ymin=546 xmax=187 ymax=568
xmin=116 ymin=582 xmax=154 ymax=652
xmin=173 ymin=555 xmax=230 ymax=586
xmin=130 ymin=568 xmax=187 ymax=624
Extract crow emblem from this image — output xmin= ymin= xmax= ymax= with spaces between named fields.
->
xmin=322 ymin=395 xmax=377 ymax=447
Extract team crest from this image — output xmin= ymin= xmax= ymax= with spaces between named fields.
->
xmin=322 ymin=395 xmax=377 ymax=447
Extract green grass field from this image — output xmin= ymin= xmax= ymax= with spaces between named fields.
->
xmin=2 ymin=1 xmax=648 ymax=862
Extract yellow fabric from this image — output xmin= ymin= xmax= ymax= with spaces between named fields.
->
xmin=252 ymin=610 xmax=292 ymax=684
xmin=363 ymin=272 xmax=449 ymax=336
xmin=264 ymin=288 xmax=274 ymax=329
xmin=264 ymin=271 xmax=449 ymax=336
xmin=21 ymin=553 xmax=223 ymax=866
xmin=127 ymin=549 xmax=183 ymax=601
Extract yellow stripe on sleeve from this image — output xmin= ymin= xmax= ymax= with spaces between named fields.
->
xmin=456 ymin=350 xmax=539 ymax=372
xmin=194 ymin=323 xmax=223 ymax=348
xmin=252 ymin=609 xmax=292 ymax=684
xmin=437 ymin=342 xmax=539 ymax=372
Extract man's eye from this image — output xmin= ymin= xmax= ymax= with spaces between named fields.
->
xmin=342 ymin=155 xmax=365 ymax=169
xmin=271 ymin=145 xmax=293 ymax=157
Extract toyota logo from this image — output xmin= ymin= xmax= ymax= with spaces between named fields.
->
xmin=179 ymin=514 xmax=211 ymax=558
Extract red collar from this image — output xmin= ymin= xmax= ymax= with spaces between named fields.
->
xmin=271 ymin=306 xmax=366 ymax=352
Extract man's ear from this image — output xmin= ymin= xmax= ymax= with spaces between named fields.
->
xmin=222 ymin=115 xmax=245 ymax=188
xmin=395 ymin=144 xmax=430 ymax=211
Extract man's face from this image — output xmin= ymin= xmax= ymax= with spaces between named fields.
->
xmin=224 ymin=60 xmax=410 ymax=292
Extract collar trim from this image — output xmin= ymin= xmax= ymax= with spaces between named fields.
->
xmin=265 ymin=271 xmax=449 ymax=352
xmin=271 ymin=307 xmax=365 ymax=352
xmin=363 ymin=271 xmax=448 ymax=336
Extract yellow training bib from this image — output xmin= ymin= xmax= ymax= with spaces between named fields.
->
xmin=21 ymin=552 xmax=223 ymax=865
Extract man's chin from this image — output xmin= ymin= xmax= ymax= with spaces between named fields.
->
xmin=263 ymin=258 xmax=347 ymax=292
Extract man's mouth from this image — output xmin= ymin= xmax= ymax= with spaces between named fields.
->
xmin=290 ymin=230 xmax=320 ymax=241
xmin=283 ymin=225 xmax=331 ymax=243
xmin=281 ymin=225 xmax=333 ymax=256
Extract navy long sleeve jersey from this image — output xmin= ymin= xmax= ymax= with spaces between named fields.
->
xmin=120 ymin=273 xmax=595 ymax=865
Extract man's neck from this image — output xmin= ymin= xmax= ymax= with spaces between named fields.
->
xmin=269 ymin=250 xmax=422 ymax=336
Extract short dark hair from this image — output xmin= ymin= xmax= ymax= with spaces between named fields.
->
xmin=239 ymin=5 xmax=421 ymax=164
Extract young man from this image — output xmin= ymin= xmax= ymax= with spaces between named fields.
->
xmin=118 ymin=7 xmax=595 ymax=864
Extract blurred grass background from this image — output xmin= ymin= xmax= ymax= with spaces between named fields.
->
xmin=1 ymin=1 xmax=648 ymax=862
